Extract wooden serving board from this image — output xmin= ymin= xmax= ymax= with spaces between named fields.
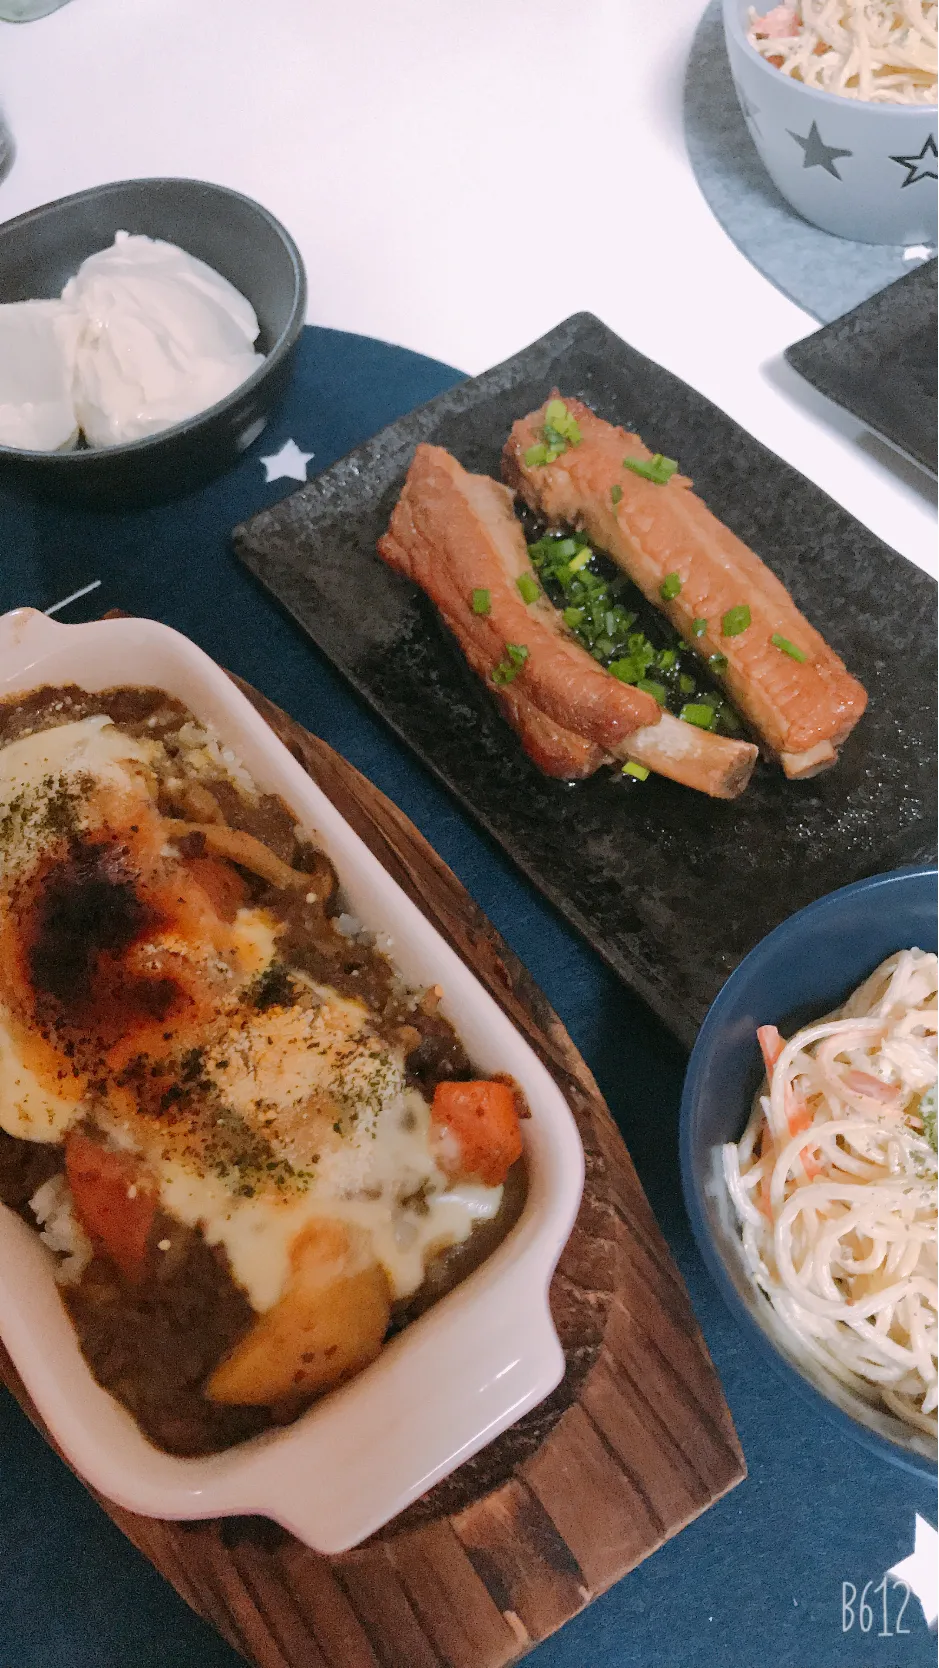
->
xmin=0 ymin=678 xmax=745 ymax=1668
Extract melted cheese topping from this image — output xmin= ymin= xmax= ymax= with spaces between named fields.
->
xmin=0 ymin=709 xmax=504 ymax=1313
xmin=0 ymin=713 xmax=151 ymax=795
xmin=114 ymin=977 xmax=503 ymax=1310
xmin=0 ymin=1012 xmax=84 ymax=1143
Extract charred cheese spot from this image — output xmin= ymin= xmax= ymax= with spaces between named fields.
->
xmin=0 ymin=708 xmax=509 ymax=1326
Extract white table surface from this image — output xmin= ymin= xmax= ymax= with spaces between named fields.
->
xmin=0 ymin=0 xmax=935 ymax=576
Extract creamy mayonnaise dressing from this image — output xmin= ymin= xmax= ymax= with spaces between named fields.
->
xmin=0 ymin=710 xmax=503 ymax=1314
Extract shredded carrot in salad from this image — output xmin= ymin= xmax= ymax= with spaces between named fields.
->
xmin=747 ymin=2 xmax=938 ymax=104
xmin=724 ymin=949 xmax=938 ymax=1443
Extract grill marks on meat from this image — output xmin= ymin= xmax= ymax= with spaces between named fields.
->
xmin=504 ymin=397 xmax=867 ymax=778
xmin=378 ymin=446 xmax=661 ymax=756
xmin=379 ymin=444 xmax=758 ymax=796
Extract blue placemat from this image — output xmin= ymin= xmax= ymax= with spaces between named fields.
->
xmin=0 ymin=325 xmax=935 ymax=1668
xmin=684 ymin=1 xmax=937 ymax=323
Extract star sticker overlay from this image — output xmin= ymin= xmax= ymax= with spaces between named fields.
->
xmin=890 ymin=134 xmax=938 ymax=188
xmin=887 ymin=1515 xmax=938 ymax=1630
xmin=788 ymin=120 xmax=852 ymax=178
xmin=260 ymin=439 xmax=314 ymax=484
xmin=733 ymin=79 xmax=761 ymax=132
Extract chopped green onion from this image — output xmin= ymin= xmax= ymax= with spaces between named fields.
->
xmin=471 ymin=588 xmax=491 ymax=615
xmin=516 ymin=573 xmax=540 ymax=604
xmin=490 ymin=643 xmax=529 ymax=685
xmin=721 ymin=605 xmax=751 ymax=637
xmin=656 ymin=649 xmax=677 ymax=670
xmin=679 ymin=673 xmax=696 ymax=695
xmin=609 ymin=657 xmax=640 ymax=684
xmin=771 ymin=632 xmax=807 ymax=663
xmin=709 ymin=652 xmax=728 ymax=675
xmin=680 ymin=703 xmax=717 ymax=730
xmin=623 ymin=452 xmax=678 ymax=485
xmin=563 ymin=606 xmax=584 ymax=628
xmin=568 ymin=547 xmax=592 ymax=574
xmin=660 ymin=572 xmax=682 ymax=602
xmin=622 ymin=761 xmax=650 ymax=781
xmin=611 ymin=484 xmax=623 ymax=506
xmin=544 ymin=399 xmax=581 ymax=444
xmin=526 ymin=401 xmax=582 ymax=466
xmin=636 ymin=678 xmax=667 ymax=704
xmin=691 ymin=618 xmax=707 ymax=637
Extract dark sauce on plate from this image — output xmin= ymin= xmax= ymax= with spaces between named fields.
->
xmin=517 ymin=506 xmax=745 ymax=740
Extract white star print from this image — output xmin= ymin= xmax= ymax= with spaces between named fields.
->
xmin=260 ymin=439 xmax=314 ymax=483
xmin=887 ymin=1515 xmax=938 ymax=1629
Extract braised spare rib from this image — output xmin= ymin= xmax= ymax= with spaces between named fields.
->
xmin=378 ymin=444 xmax=758 ymax=796
xmin=504 ymin=397 xmax=868 ymax=778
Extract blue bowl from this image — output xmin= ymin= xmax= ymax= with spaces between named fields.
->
xmin=680 ymin=865 xmax=938 ymax=1476
xmin=0 ymin=178 xmax=307 ymax=506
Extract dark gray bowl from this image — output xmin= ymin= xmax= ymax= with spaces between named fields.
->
xmin=0 ymin=177 xmax=307 ymax=506
xmin=680 ymin=865 xmax=938 ymax=1476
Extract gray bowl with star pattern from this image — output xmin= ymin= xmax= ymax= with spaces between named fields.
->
xmin=723 ymin=0 xmax=937 ymax=247
xmin=0 ymin=178 xmax=307 ymax=506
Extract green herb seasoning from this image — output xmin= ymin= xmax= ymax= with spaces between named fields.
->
xmin=709 ymin=652 xmax=728 ymax=675
xmin=721 ymin=605 xmax=751 ymax=637
xmin=680 ymin=703 xmax=717 ymax=730
xmin=660 ymin=572 xmax=682 ymax=602
xmin=622 ymin=453 xmax=678 ymax=485
xmin=622 ymin=761 xmax=650 ymax=781
xmin=491 ymin=643 xmax=530 ymax=686
xmin=771 ymin=632 xmax=807 ymax=663
xmin=516 ymin=573 xmax=540 ymax=604
xmin=691 ymin=617 xmax=707 ymax=637
xmin=471 ymin=588 xmax=491 ymax=615
xmin=523 ymin=398 xmax=582 ymax=467
xmin=525 ymin=527 xmax=742 ymax=737
xmin=611 ymin=484 xmax=623 ymax=506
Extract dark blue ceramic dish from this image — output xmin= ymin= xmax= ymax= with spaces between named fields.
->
xmin=0 ymin=178 xmax=306 ymax=506
xmin=680 ymin=865 xmax=938 ymax=1476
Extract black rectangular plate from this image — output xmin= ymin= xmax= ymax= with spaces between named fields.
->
xmin=785 ymin=261 xmax=938 ymax=477
xmin=234 ymin=312 xmax=937 ymax=1048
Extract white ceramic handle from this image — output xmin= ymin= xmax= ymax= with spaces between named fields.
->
xmin=205 ymin=1291 xmax=565 ymax=1554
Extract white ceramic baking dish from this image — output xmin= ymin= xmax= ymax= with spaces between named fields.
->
xmin=0 ymin=608 xmax=584 ymax=1553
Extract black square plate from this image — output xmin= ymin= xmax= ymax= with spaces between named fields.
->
xmin=234 ymin=312 xmax=937 ymax=1047
xmin=785 ymin=261 xmax=938 ymax=477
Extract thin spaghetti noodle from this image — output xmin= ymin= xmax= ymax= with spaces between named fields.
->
xmin=724 ymin=949 xmax=937 ymax=1438
xmin=748 ymin=3 xmax=938 ymax=105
